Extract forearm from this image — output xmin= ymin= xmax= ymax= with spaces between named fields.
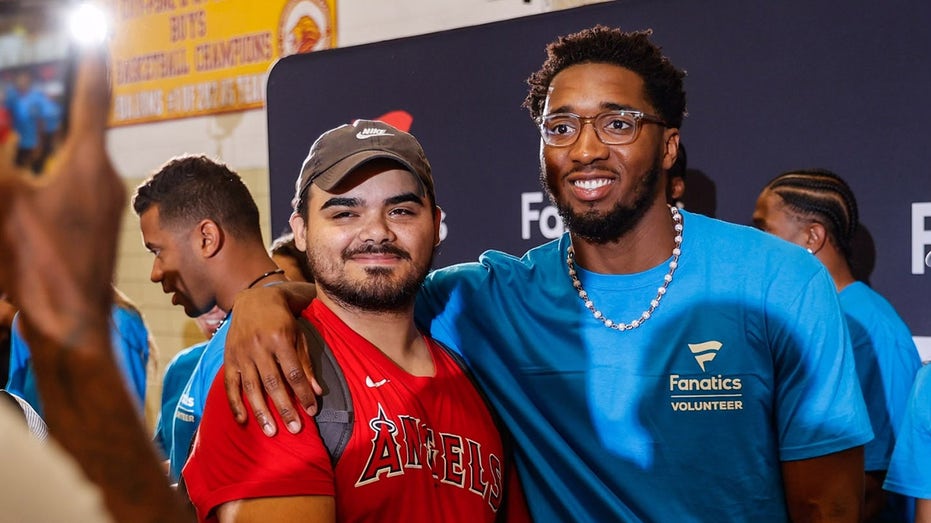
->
xmin=23 ymin=315 xmax=191 ymax=523
xmin=246 ymin=281 xmax=316 ymax=316
xmin=916 ymin=498 xmax=931 ymax=523
xmin=863 ymin=471 xmax=885 ymax=522
xmin=781 ymin=447 xmax=864 ymax=523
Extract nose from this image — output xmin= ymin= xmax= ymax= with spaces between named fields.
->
xmin=568 ymin=121 xmax=609 ymax=164
xmin=149 ymin=260 xmax=163 ymax=283
xmin=358 ymin=212 xmax=396 ymax=244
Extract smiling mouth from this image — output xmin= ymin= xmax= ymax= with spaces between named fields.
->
xmin=573 ymin=178 xmax=613 ymax=190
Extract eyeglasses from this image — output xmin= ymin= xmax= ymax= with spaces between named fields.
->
xmin=536 ymin=109 xmax=668 ymax=147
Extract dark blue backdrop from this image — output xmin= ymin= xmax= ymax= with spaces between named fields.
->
xmin=266 ymin=0 xmax=931 ymax=340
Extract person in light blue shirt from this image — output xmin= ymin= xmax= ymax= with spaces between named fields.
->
xmin=884 ymin=363 xmax=931 ymax=522
xmin=754 ymin=168 xmax=922 ymax=522
xmin=6 ymin=290 xmax=150 ymax=417
xmin=132 ymin=154 xmax=286 ymax=482
xmin=153 ymin=340 xmax=206 ymax=482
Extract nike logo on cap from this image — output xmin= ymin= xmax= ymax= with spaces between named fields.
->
xmin=356 ymin=128 xmax=393 ymax=139
xmin=365 ymin=376 xmax=389 ymax=388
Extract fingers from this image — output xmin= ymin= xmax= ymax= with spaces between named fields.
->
xmin=68 ymin=46 xmax=111 ymax=140
xmin=231 ymin=359 xmax=279 ymax=437
xmin=223 ymin=365 xmax=250 ymax=425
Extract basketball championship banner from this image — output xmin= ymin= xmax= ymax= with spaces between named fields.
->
xmin=106 ymin=0 xmax=335 ymax=126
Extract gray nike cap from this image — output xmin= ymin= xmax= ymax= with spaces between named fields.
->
xmin=294 ymin=119 xmax=434 ymax=210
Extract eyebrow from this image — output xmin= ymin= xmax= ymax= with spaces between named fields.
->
xmin=320 ymin=197 xmax=361 ymax=210
xmin=320 ymin=192 xmax=424 ymax=210
xmin=546 ymin=102 xmax=640 ymax=115
xmin=385 ymin=192 xmax=425 ymax=206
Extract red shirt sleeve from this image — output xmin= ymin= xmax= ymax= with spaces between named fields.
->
xmin=183 ymin=365 xmax=335 ymax=522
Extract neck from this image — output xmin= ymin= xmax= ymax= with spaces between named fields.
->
xmin=215 ymin=251 xmax=286 ymax=312
xmin=817 ymin=250 xmax=856 ymax=292
xmin=317 ymin=293 xmax=432 ymax=375
xmin=570 ymin=200 xmax=679 ymax=274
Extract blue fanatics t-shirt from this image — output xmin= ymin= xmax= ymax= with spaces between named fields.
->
xmin=415 ymin=210 xmax=873 ymax=522
xmin=884 ymin=363 xmax=931 ymax=499
xmin=6 ymin=306 xmax=149 ymax=417
xmin=839 ymin=281 xmax=921 ymax=471
xmin=154 ymin=341 xmax=208 ymax=482
xmin=169 ymin=317 xmax=229 ymax=482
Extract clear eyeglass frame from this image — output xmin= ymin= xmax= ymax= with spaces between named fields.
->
xmin=536 ymin=109 xmax=667 ymax=147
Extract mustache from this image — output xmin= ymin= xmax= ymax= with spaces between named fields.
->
xmin=567 ymin=163 xmax=621 ymax=178
xmin=343 ymin=243 xmax=412 ymax=261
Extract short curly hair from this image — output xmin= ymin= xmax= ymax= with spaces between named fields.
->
xmin=524 ymin=26 xmax=687 ymax=129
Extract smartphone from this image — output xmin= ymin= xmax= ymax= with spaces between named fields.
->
xmin=0 ymin=0 xmax=77 ymax=175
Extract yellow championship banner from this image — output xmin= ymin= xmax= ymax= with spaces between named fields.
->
xmin=106 ymin=0 xmax=336 ymax=126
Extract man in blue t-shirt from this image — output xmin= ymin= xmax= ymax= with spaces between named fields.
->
xmin=133 ymin=155 xmax=287 ymax=481
xmin=754 ymin=169 xmax=921 ymax=522
xmin=223 ymin=27 xmax=872 ymax=522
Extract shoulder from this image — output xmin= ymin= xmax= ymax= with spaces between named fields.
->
xmin=839 ymin=282 xmax=914 ymax=338
xmin=424 ymin=238 xmax=563 ymax=292
xmin=165 ymin=342 xmax=209 ymax=375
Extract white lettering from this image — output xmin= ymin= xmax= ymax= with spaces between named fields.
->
xmin=520 ymin=192 xmax=563 ymax=240
xmin=912 ymin=202 xmax=931 ymax=274
xmin=669 ymin=374 xmax=743 ymax=391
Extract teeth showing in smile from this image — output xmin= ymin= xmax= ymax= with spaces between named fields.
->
xmin=574 ymin=178 xmax=611 ymax=190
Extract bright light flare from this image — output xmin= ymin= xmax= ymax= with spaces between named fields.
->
xmin=69 ymin=2 xmax=109 ymax=47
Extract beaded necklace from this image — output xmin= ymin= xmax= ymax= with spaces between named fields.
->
xmin=566 ymin=205 xmax=682 ymax=331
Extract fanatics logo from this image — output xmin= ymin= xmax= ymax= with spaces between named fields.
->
xmin=688 ymin=340 xmax=723 ymax=372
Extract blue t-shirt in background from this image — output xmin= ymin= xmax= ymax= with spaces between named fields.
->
xmin=154 ymin=341 xmax=208 ymax=482
xmin=6 ymin=305 xmax=149 ymax=417
xmin=168 ymin=317 xmax=229 ymax=482
xmin=884 ymin=363 xmax=931 ymax=499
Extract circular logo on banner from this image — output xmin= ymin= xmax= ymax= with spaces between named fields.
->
xmin=278 ymin=0 xmax=333 ymax=57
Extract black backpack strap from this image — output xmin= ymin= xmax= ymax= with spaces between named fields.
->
xmin=297 ymin=317 xmax=354 ymax=465
xmin=179 ymin=318 xmax=354 ymax=505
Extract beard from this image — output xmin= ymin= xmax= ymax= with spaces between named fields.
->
xmin=543 ymin=159 xmax=663 ymax=244
xmin=308 ymin=242 xmax=431 ymax=313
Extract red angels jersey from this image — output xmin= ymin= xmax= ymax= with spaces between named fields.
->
xmin=184 ymin=299 xmax=528 ymax=522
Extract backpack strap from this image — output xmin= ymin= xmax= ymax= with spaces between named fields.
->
xmin=179 ymin=318 xmax=354 ymax=505
xmin=297 ymin=317 xmax=354 ymax=465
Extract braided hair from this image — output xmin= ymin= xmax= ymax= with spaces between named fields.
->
xmin=764 ymin=168 xmax=859 ymax=260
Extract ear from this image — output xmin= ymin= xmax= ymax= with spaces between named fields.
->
xmin=433 ymin=206 xmax=443 ymax=247
xmin=661 ymin=129 xmax=680 ymax=171
xmin=289 ymin=212 xmax=308 ymax=252
xmin=198 ymin=219 xmax=222 ymax=258
xmin=806 ymin=222 xmax=828 ymax=254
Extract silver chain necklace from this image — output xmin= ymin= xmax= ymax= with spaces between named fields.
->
xmin=566 ymin=205 xmax=683 ymax=331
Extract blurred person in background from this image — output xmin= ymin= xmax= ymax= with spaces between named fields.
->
xmin=270 ymin=231 xmax=314 ymax=283
xmin=6 ymin=285 xmax=152 ymax=417
xmin=753 ymin=168 xmax=922 ymax=522
xmin=0 ymin=44 xmax=188 ymax=522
